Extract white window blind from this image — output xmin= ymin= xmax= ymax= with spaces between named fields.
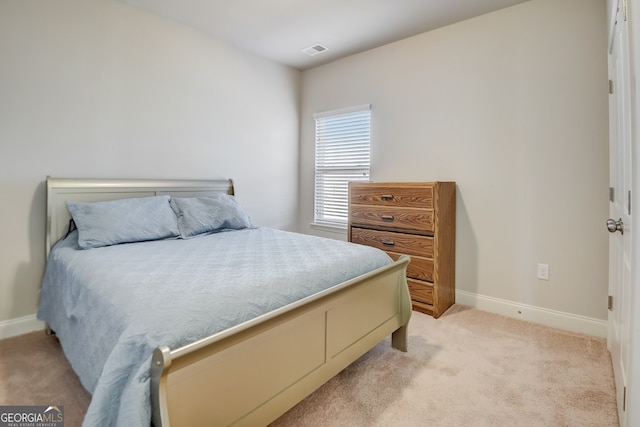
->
xmin=314 ymin=105 xmax=371 ymax=227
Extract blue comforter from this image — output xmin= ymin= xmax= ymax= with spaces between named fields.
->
xmin=37 ymin=227 xmax=392 ymax=426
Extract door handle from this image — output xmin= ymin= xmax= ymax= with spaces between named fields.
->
xmin=607 ymin=218 xmax=624 ymax=235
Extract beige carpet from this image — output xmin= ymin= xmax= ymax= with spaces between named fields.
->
xmin=0 ymin=305 xmax=618 ymax=427
xmin=0 ymin=327 xmax=91 ymax=424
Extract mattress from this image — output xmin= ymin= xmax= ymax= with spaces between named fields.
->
xmin=37 ymin=227 xmax=392 ymax=426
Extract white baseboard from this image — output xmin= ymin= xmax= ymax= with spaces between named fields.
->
xmin=0 ymin=314 xmax=45 ymax=340
xmin=455 ymin=290 xmax=608 ymax=338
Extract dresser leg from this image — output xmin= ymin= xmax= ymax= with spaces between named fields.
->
xmin=391 ymin=324 xmax=409 ymax=352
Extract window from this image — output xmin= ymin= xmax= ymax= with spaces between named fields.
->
xmin=313 ymin=105 xmax=371 ymax=228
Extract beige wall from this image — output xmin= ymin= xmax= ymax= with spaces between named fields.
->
xmin=299 ymin=0 xmax=610 ymax=320
xmin=0 ymin=0 xmax=611 ymax=330
xmin=0 ymin=0 xmax=301 ymax=324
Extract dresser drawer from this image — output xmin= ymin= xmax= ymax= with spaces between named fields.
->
xmin=350 ymin=183 xmax=434 ymax=209
xmin=350 ymin=205 xmax=433 ymax=233
xmin=350 ymin=227 xmax=433 ymax=258
xmin=386 ymin=251 xmax=434 ymax=282
xmin=407 ymin=278 xmax=434 ymax=305
xmin=412 ymin=299 xmax=434 ymax=316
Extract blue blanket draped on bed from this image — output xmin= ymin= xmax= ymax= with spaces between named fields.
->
xmin=37 ymin=227 xmax=392 ymax=427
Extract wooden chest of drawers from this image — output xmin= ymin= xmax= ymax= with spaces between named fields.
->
xmin=348 ymin=182 xmax=456 ymax=318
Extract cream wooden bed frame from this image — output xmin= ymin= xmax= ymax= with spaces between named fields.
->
xmin=45 ymin=177 xmax=412 ymax=427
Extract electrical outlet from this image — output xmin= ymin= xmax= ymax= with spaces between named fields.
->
xmin=537 ymin=263 xmax=550 ymax=281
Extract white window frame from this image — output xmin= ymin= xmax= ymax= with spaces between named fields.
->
xmin=312 ymin=104 xmax=371 ymax=230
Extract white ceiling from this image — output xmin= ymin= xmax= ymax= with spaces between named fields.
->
xmin=118 ymin=0 xmax=530 ymax=70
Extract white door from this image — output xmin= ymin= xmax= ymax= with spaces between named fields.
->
xmin=607 ymin=0 xmax=633 ymax=424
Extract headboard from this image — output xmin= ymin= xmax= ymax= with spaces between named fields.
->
xmin=46 ymin=177 xmax=234 ymax=257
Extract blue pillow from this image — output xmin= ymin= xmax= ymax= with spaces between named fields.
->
xmin=169 ymin=194 xmax=254 ymax=238
xmin=67 ymin=195 xmax=180 ymax=249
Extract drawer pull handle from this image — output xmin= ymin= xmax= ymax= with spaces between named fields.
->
xmin=381 ymin=215 xmax=394 ymax=221
xmin=381 ymin=240 xmax=395 ymax=246
xmin=381 ymin=194 xmax=394 ymax=200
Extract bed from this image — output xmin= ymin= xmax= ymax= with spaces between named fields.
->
xmin=38 ymin=177 xmax=412 ymax=427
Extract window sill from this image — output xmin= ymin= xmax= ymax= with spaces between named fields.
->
xmin=310 ymin=222 xmax=348 ymax=235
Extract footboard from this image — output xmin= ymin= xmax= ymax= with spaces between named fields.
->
xmin=150 ymin=255 xmax=411 ymax=427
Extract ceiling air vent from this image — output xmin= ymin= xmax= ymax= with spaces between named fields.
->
xmin=302 ymin=44 xmax=329 ymax=56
